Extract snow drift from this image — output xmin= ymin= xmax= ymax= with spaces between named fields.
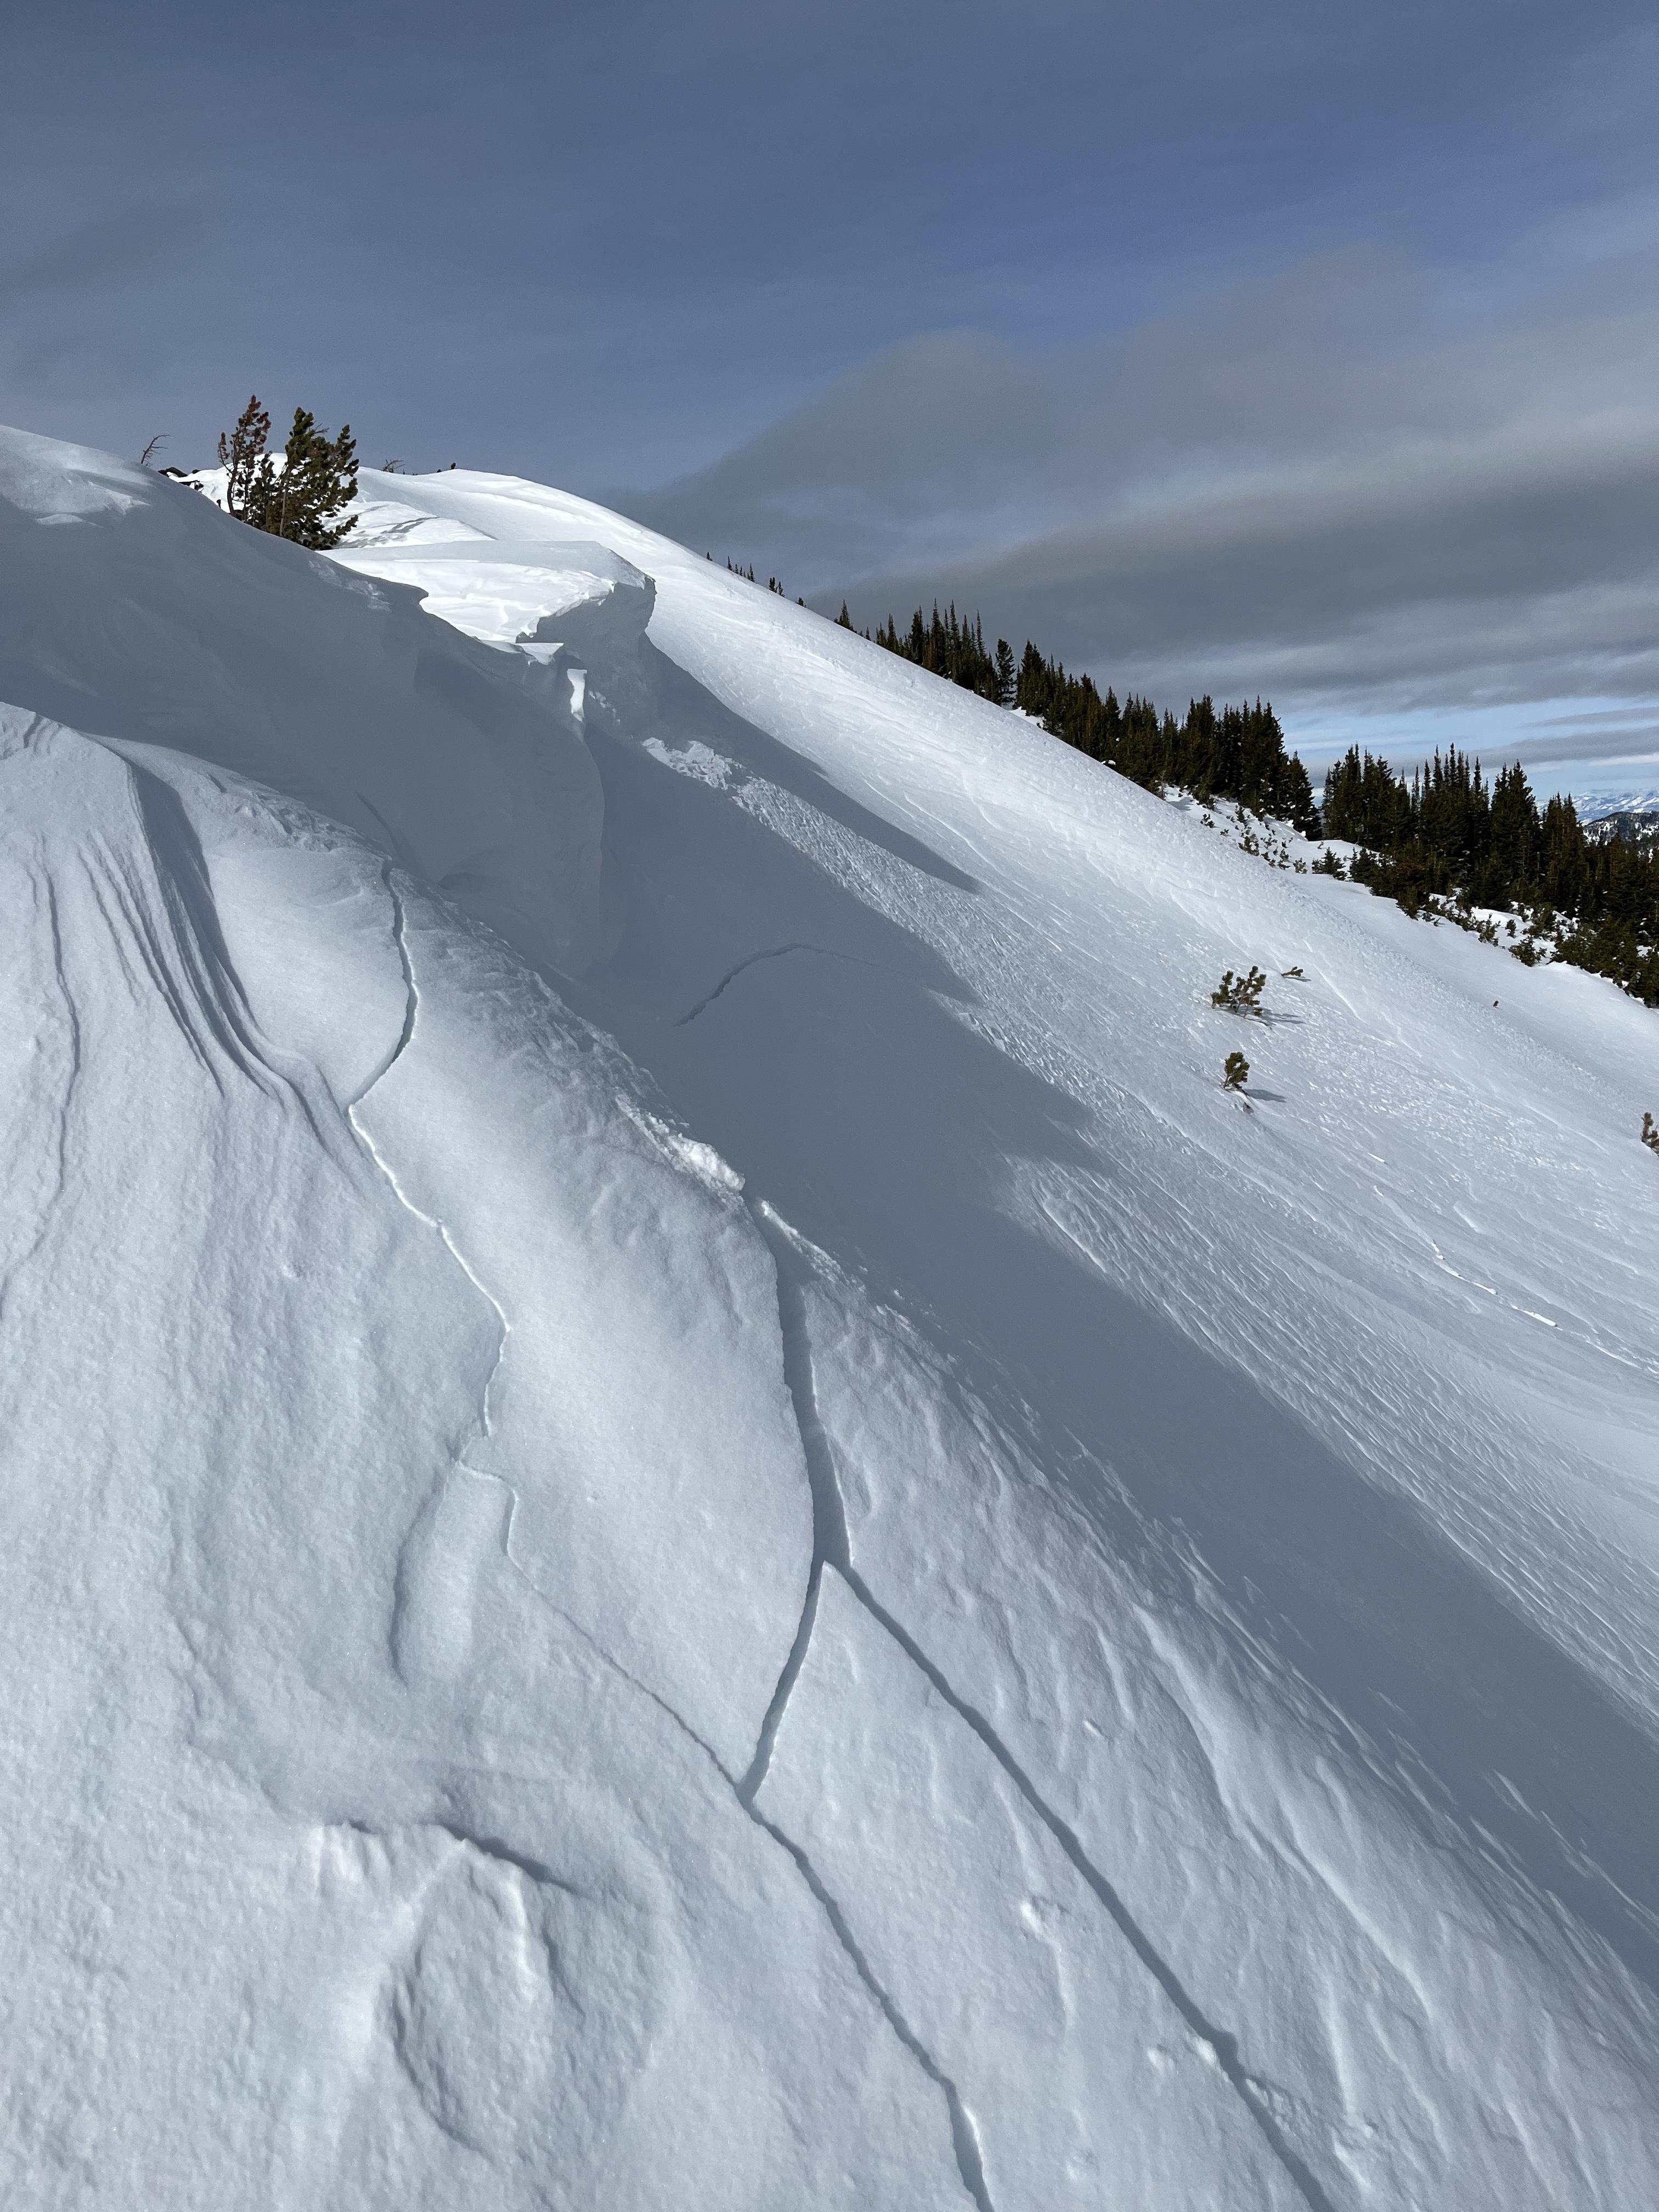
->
xmin=1 ymin=426 xmax=1656 ymax=2210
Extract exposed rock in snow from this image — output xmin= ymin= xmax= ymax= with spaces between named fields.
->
xmin=2 ymin=436 xmax=1657 ymax=2209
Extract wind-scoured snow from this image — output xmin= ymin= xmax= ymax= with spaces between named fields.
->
xmin=1 ymin=431 xmax=1656 ymax=2209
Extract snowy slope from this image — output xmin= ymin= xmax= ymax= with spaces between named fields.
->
xmin=2 ymin=430 xmax=1656 ymax=2210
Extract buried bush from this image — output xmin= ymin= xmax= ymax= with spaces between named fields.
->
xmin=1211 ymin=965 xmax=1267 ymax=1014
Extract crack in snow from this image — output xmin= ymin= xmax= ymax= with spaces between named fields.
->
xmin=750 ymin=1200 xmax=1336 ymax=2212
xmin=751 ymin=1803 xmax=996 ymax=2212
xmin=37 ymin=870 xmax=80 ymax=1206
xmin=269 ymin=840 xmax=1321 ymax=2208
xmin=346 ymin=865 xmax=419 ymax=1109
xmin=738 ymin=1199 xmax=851 ymax=1805
xmin=313 ymin=1072 xmax=989 ymax=2212
xmin=0 ymin=866 xmax=84 ymax=1322
xmin=837 ymin=1558 xmax=1337 ymax=2212
xmin=673 ymin=941 xmax=891 ymax=1026
xmin=461 ymin=1451 xmax=989 ymax=2210
xmin=674 ymin=942 xmax=819 ymax=1025
xmin=336 ymin=928 xmax=1193 ymax=2210
xmin=343 ymin=904 xmax=510 ymax=1461
xmin=349 ymin=1109 xmax=511 ymax=1453
xmin=736 ymin=1200 xmax=990 ymax=2207
xmin=476 ymin=1462 xmax=743 ymax=1778
xmin=41 ymin=873 xmax=83 ymax=1171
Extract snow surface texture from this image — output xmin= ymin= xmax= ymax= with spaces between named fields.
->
xmin=1 ymin=430 xmax=1656 ymax=2208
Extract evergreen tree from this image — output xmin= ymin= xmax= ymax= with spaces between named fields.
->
xmin=217 ymin=397 xmax=358 ymax=549
xmin=1483 ymin=762 xmax=1539 ymax=901
xmin=218 ymin=396 xmax=271 ymax=524
xmin=1316 ymin=737 xmax=1657 ymax=999
xmin=722 ymin=563 xmax=1659 ymax=1006
xmin=1212 ymin=967 xmax=1267 ymax=1014
xmin=273 ymin=407 xmax=358 ymax=548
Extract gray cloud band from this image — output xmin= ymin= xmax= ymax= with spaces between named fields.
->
xmin=630 ymin=248 xmax=1659 ymax=720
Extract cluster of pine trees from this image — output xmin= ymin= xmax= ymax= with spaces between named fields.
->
xmin=863 ymin=602 xmax=1015 ymax=704
xmin=1323 ymin=747 xmax=1659 ymax=1001
xmin=846 ymin=600 xmax=1318 ymax=833
xmin=1012 ymin=651 xmax=1319 ymax=834
xmin=721 ymin=557 xmax=804 ymax=603
xmin=217 ymin=397 xmax=358 ymax=549
xmin=755 ymin=568 xmax=1659 ymax=1009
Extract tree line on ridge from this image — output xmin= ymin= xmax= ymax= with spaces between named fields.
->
xmin=835 ymin=595 xmax=1657 ymax=1005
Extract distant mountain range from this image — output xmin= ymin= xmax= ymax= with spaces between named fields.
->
xmin=1579 ymin=793 xmax=1659 ymax=848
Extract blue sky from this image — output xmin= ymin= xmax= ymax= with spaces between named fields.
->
xmin=4 ymin=1 xmax=1657 ymax=794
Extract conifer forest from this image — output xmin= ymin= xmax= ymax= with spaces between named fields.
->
xmin=836 ymin=596 xmax=1658 ymax=1005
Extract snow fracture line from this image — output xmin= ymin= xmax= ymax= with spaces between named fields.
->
xmin=839 ymin=1560 xmax=1336 ymax=2212
xmin=739 ymin=1201 xmax=993 ymax=2209
xmin=675 ymin=943 xmax=817 ymax=1025
xmin=752 ymin=1806 xmax=995 ymax=2212
xmin=346 ymin=866 xmax=419 ymax=1107
xmin=752 ymin=1198 xmax=1335 ymax=2212
xmin=488 ymin=1519 xmax=994 ymax=2212
xmin=738 ymin=1198 xmax=851 ymax=1805
xmin=674 ymin=941 xmax=890 ymax=1026
xmin=343 ymin=895 xmax=512 ymax=1457
xmin=340 ymin=1128 xmax=988 ymax=2205
xmin=347 ymin=1010 xmax=988 ymax=2209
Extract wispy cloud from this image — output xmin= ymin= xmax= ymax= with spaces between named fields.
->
xmin=629 ymin=244 xmax=1659 ymax=723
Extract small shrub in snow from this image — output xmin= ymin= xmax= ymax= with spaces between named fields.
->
xmin=1211 ymin=966 xmax=1267 ymax=1014
xmin=1643 ymin=1112 xmax=1658 ymax=1156
xmin=1313 ymin=848 xmax=1345 ymax=877
xmin=1222 ymin=1051 xmax=1250 ymax=1092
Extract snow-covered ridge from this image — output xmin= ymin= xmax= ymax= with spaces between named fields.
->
xmin=1584 ymin=804 xmax=1659 ymax=851
xmin=2 ymin=429 xmax=1656 ymax=2210
xmin=1580 ymin=789 xmax=1659 ymax=821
